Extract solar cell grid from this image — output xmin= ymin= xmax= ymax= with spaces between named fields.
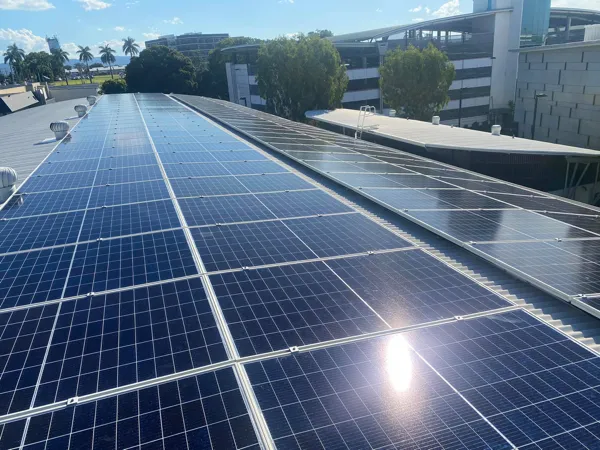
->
xmin=191 ymin=221 xmax=315 ymax=272
xmin=285 ymin=213 xmax=413 ymax=257
xmin=407 ymin=309 xmax=600 ymax=448
xmin=79 ymin=200 xmax=181 ymax=241
xmin=486 ymin=193 xmax=600 ymax=216
xmin=34 ymin=278 xmax=228 ymax=405
xmin=64 ymin=229 xmax=197 ymax=297
xmin=26 ymin=368 xmax=260 ymax=449
xmin=254 ymin=190 xmax=353 ymax=219
xmin=164 ymin=162 xmax=232 ymax=178
xmin=22 ymin=171 xmax=98 ymax=193
xmin=326 ymin=250 xmax=511 ymax=327
xmin=0 ymin=188 xmax=93 ymax=218
xmin=87 ymin=179 xmax=170 ymax=207
xmin=236 ymin=173 xmax=314 ymax=193
xmin=159 ymin=151 xmax=219 ymax=164
xmin=45 ymin=150 xmax=103 ymax=162
xmin=0 ymin=211 xmax=84 ymax=254
xmin=97 ymin=153 xmax=158 ymax=170
xmin=0 ymin=245 xmax=74 ymax=309
xmin=210 ymin=150 xmax=268 ymax=162
xmin=303 ymin=160 xmax=368 ymax=173
xmin=542 ymin=212 xmax=600 ymax=236
xmin=244 ymin=333 xmax=511 ymax=450
xmin=180 ymin=195 xmax=276 ymax=227
xmin=330 ymin=172 xmax=405 ymax=188
xmin=0 ymin=303 xmax=58 ymax=416
xmin=94 ymin=165 xmax=163 ymax=185
xmin=35 ymin=159 xmax=100 ymax=176
xmin=171 ymin=176 xmax=249 ymax=197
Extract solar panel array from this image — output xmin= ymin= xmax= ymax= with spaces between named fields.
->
xmin=0 ymin=93 xmax=599 ymax=449
xmin=175 ymin=95 xmax=600 ymax=320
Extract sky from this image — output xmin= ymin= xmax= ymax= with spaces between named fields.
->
xmin=1 ymin=0 xmax=600 ymax=57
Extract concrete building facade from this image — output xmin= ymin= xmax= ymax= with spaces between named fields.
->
xmin=515 ymin=41 xmax=600 ymax=149
xmin=145 ymin=33 xmax=229 ymax=60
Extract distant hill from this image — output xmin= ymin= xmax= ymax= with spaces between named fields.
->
xmin=0 ymin=55 xmax=131 ymax=74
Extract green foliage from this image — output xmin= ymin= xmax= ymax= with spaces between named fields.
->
xmin=99 ymin=45 xmax=117 ymax=79
xmin=122 ymin=37 xmax=140 ymax=57
xmin=125 ymin=46 xmax=197 ymax=94
xmin=50 ymin=48 xmax=70 ymax=84
xmin=3 ymin=43 xmax=25 ymax=81
xmin=23 ymin=51 xmax=55 ymax=82
xmin=100 ymin=78 xmax=127 ymax=94
xmin=307 ymin=29 xmax=334 ymax=38
xmin=256 ymin=34 xmax=347 ymax=121
xmin=198 ymin=36 xmax=262 ymax=99
xmin=380 ymin=43 xmax=455 ymax=121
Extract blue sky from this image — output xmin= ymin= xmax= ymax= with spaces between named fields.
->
xmin=1 ymin=0 xmax=597 ymax=56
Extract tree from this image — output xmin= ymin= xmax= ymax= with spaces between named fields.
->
xmin=99 ymin=45 xmax=116 ymax=78
xmin=125 ymin=46 xmax=197 ymax=93
xmin=380 ymin=43 xmax=455 ymax=121
xmin=89 ymin=62 xmax=104 ymax=69
xmin=51 ymin=48 xmax=70 ymax=85
xmin=308 ymin=29 xmax=334 ymax=38
xmin=76 ymin=45 xmax=94 ymax=83
xmin=23 ymin=51 xmax=54 ymax=82
xmin=74 ymin=62 xmax=85 ymax=79
xmin=100 ymin=78 xmax=126 ymax=94
xmin=3 ymin=43 xmax=25 ymax=82
xmin=122 ymin=37 xmax=140 ymax=57
xmin=199 ymin=36 xmax=262 ymax=99
xmin=256 ymin=34 xmax=348 ymax=121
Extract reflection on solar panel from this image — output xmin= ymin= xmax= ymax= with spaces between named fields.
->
xmin=176 ymin=95 xmax=600 ymax=313
xmin=1 ymin=93 xmax=599 ymax=449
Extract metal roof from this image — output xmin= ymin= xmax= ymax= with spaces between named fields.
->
xmin=0 ymin=98 xmax=88 ymax=189
xmin=327 ymin=9 xmax=510 ymax=43
xmin=306 ymin=108 xmax=600 ymax=157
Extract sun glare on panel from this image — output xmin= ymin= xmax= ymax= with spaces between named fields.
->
xmin=385 ymin=334 xmax=413 ymax=392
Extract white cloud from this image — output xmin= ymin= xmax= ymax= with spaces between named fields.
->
xmin=431 ymin=0 xmax=459 ymax=18
xmin=376 ymin=7 xmax=383 ymax=12
xmin=425 ymin=6 xmax=431 ymax=14
xmin=97 ymin=27 xmax=103 ymax=31
xmin=552 ymin=0 xmax=600 ymax=7
xmin=76 ymin=0 xmax=110 ymax=10
xmin=0 ymin=28 xmax=47 ymax=52
xmin=412 ymin=17 xmax=425 ymax=22
xmin=62 ymin=42 xmax=79 ymax=55
xmin=278 ymin=0 xmax=294 ymax=3
xmin=0 ymin=0 xmax=54 ymax=10
xmin=163 ymin=16 xmax=183 ymax=24
xmin=409 ymin=5 xmax=422 ymax=12
xmin=143 ymin=32 xmax=160 ymax=39
xmin=114 ymin=26 xmax=125 ymax=31
xmin=96 ymin=38 xmax=122 ymax=53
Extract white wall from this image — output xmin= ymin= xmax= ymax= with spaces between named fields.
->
xmin=490 ymin=6 xmax=522 ymax=108
xmin=342 ymin=89 xmax=380 ymax=103
xmin=346 ymin=67 xmax=380 ymax=80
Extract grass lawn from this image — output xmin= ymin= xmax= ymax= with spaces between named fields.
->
xmin=51 ymin=74 xmax=115 ymax=86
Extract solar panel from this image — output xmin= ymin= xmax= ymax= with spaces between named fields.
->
xmin=177 ymin=96 xmax=600 ymax=311
xmin=2 ymin=93 xmax=599 ymax=449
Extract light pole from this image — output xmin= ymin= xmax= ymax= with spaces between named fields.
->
xmin=531 ymin=92 xmax=547 ymax=141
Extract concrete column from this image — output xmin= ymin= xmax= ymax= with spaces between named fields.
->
xmin=565 ymin=16 xmax=572 ymax=42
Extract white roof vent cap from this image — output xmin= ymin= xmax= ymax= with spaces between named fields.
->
xmin=432 ymin=116 xmax=440 ymax=125
xmin=87 ymin=95 xmax=97 ymax=105
xmin=74 ymin=104 xmax=88 ymax=117
xmin=50 ymin=121 xmax=70 ymax=140
xmin=491 ymin=124 xmax=501 ymax=136
xmin=0 ymin=167 xmax=17 ymax=203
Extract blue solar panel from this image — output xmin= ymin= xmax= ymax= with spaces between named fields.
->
xmin=180 ymin=195 xmax=276 ymax=227
xmin=407 ymin=309 xmax=600 ymax=448
xmin=255 ymin=190 xmax=353 ymax=218
xmin=210 ymin=151 xmax=268 ymax=162
xmin=35 ymin=159 xmax=100 ymax=175
xmin=164 ymin=162 xmax=232 ymax=178
xmin=202 ymin=141 xmax=252 ymax=151
xmin=236 ymin=173 xmax=314 ymax=193
xmin=170 ymin=176 xmax=248 ymax=197
xmin=97 ymin=154 xmax=158 ymax=170
xmin=160 ymin=152 xmax=218 ymax=164
xmin=284 ymin=213 xmax=413 ymax=257
xmin=329 ymin=173 xmax=403 ymax=188
xmin=35 ymin=279 xmax=227 ymax=405
xmin=210 ymin=261 xmax=387 ymax=356
xmin=79 ymin=200 xmax=181 ymax=240
xmin=0 ymin=303 xmax=58 ymax=415
xmin=64 ymin=230 xmax=197 ymax=297
xmin=94 ymin=165 xmax=164 ymax=185
xmin=0 ymin=211 xmax=84 ymax=254
xmin=0 ymin=245 xmax=74 ymax=309
xmin=0 ymin=418 xmax=26 ymax=449
xmin=191 ymin=221 xmax=315 ymax=272
xmin=326 ymin=250 xmax=511 ymax=327
xmin=244 ymin=334 xmax=511 ymax=449
xmin=88 ymin=180 xmax=170 ymax=207
xmin=0 ymin=188 xmax=92 ymax=218
xmin=27 ymin=368 xmax=259 ymax=449
xmin=221 ymin=161 xmax=288 ymax=176
xmin=22 ymin=171 xmax=98 ymax=193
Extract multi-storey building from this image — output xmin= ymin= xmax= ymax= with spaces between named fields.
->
xmin=145 ymin=32 xmax=229 ymax=60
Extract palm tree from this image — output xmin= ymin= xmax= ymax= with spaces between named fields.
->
xmin=99 ymin=45 xmax=116 ymax=79
xmin=122 ymin=37 xmax=140 ymax=57
xmin=76 ymin=45 xmax=94 ymax=83
xmin=3 ymin=43 xmax=25 ymax=82
xmin=51 ymin=48 xmax=70 ymax=85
